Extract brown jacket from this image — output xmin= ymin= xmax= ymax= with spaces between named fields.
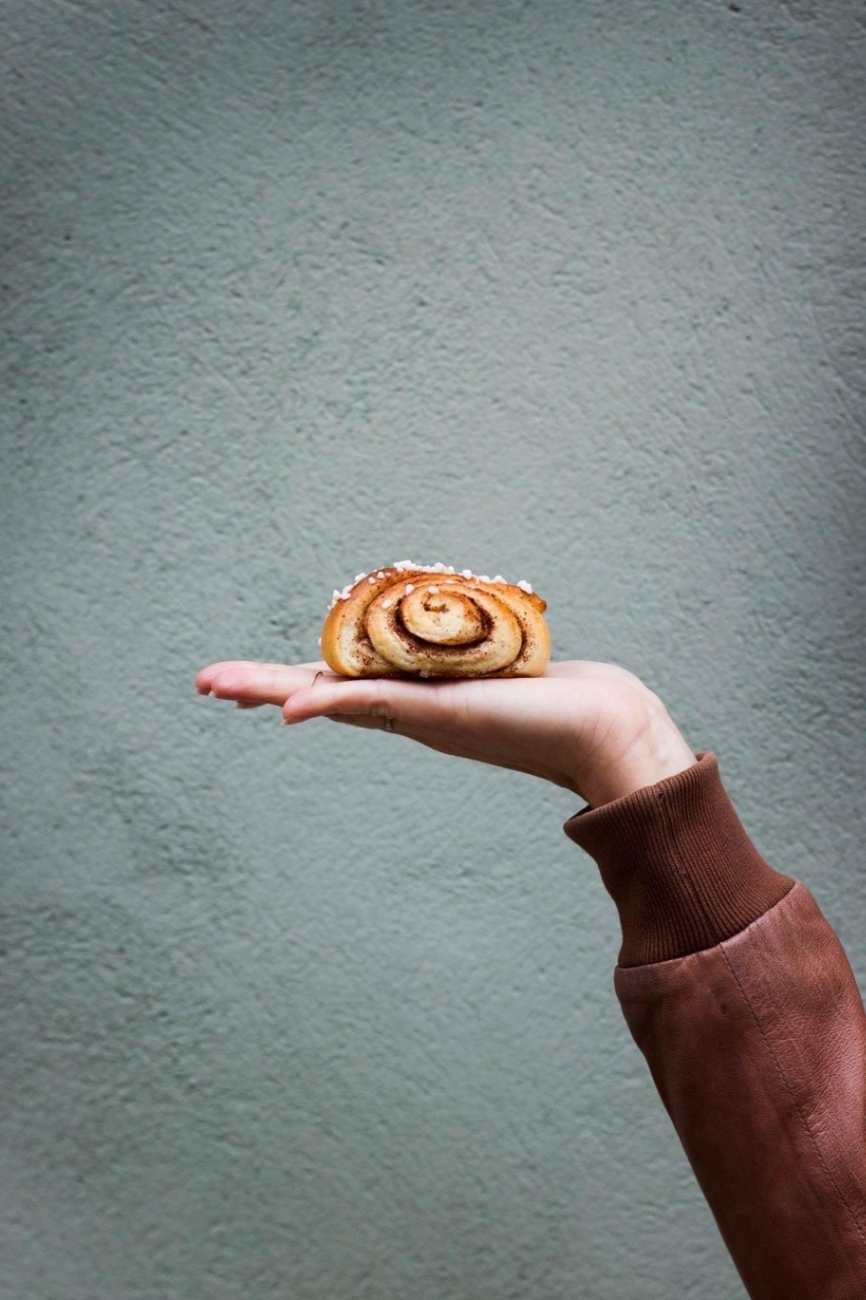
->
xmin=563 ymin=751 xmax=866 ymax=1298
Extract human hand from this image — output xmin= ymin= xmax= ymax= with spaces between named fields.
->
xmin=194 ymin=659 xmax=696 ymax=809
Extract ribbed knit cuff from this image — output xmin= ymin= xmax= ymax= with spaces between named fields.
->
xmin=563 ymin=751 xmax=795 ymax=968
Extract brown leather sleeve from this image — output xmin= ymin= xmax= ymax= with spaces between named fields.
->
xmin=564 ymin=752 xmax=866 ymax=1299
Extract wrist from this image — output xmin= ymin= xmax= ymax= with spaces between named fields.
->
xmin=577 ymin=692 xmax=697 ymax=810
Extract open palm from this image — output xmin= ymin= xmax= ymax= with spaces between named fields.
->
xmin=195 ymin=659 xmax=695 ymax=809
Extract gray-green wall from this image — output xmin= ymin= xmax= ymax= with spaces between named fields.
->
xmin=3 ymin=2 xmax=864 ymax=1297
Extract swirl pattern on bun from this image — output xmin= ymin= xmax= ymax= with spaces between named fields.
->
xmin=320 ymin=562 xmax=550 ymax=678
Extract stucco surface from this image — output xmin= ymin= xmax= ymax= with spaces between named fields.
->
xmin=2 ymin=1 xmax=865 ymax=1297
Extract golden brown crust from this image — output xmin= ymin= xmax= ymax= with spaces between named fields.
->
xmin=320 ymin=565 xmax=551 ymax=679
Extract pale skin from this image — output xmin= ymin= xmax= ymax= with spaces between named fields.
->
xmin=194 ymin=659 xmax=697 ymax=810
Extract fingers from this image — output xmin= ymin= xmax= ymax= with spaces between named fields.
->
xmin=195 ymin=660 xmax=344 ymax=705
xmin=196 ymin=659 xmax=592 ymax=708
xmin=280 ymin=675 xmax=468 ymax=730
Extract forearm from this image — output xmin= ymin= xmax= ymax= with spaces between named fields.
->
xmin=565 ymin=753 xmax=866 ymax=1298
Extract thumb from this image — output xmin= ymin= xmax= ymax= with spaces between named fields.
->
xmin=281 ymin=675 xmax=460 ymax=730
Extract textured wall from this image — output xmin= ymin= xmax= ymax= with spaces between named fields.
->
xmin=2 ymin=2 xmax=865 ymax=1297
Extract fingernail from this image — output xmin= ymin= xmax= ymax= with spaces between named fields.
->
xmin=208 ymin=690 xmax=218 ymax=697
xmin=281 ymin=716 xmax=291 ymax=726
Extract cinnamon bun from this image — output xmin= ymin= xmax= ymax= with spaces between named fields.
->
xmin=320 ymin=562 xmax=550 ymax=678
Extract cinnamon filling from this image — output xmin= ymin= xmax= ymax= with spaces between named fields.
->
xmin=392 ymin=600 xmax=494 ymax=652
